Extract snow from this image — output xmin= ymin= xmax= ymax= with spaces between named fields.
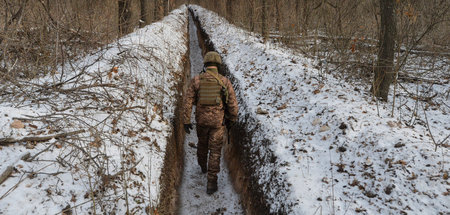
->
xmin=1 ymin=3 xmax=447 ymax=214
xmin=190 ymin=5 xmax=449 ymax=214
xmin=0 ymin=6 xmax=188 ymax=214
xmin=177 ymin=14 xmax=243 ymax=214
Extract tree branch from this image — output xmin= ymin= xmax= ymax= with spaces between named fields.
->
xmin=0 ymin=129 xmax=85 ymax=145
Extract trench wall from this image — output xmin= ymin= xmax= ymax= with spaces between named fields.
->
xmin=189 ymin=9 xmax=276 ymax=215
xmin=157 ymin=19 xmax=191 ymax=215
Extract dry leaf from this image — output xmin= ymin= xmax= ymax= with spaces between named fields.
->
xmin=141 ymin=136 xmax=151 ymax=142
xmin=256 ymin=107 xmax=268 ymax=115
xmin=17 ymin=164 xmax=23 ymax=168
xmin=312 ymin=118 xmax=321 ymax=126
xmin=408 ymin=172 xmax=418 ymax=180
xmin=89 ymin=142 xmax=101 ymax=148
xmin=11 ymin=120 xmax=25 ymax=129
xmin=387 ymin=121 xmax=397 ymax=128
xmin=55 ymin=143 xmax=63 ymax=149
xmin=319 ymin=125 xmax=330 ymax=132
xmin=277 ymin=103 xmax=288 ymax=110
xmin=313 ymin=89 xmax=320 ymax=94
xmin=112 ymin=67 xmax=119 ymax=73
xmin=26 ymin=142 xmax=35 ymax=149
xmin=89 ymin=137 xmax=102 ymax=148
xmin=127 ymin=130 xmax=137 ymax=137
xmin=395 ymin=160 xmax=407 ymax=166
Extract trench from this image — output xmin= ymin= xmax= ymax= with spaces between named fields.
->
xmin=176 ymin=14 xmax=244 ymax=214
xmin=158 ymin=8 xmax=274 ymax=215
xmin=187 ymin=8 xmax=278 ymax=215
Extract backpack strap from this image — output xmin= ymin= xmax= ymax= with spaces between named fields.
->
xmin=205 ymin=70 xmax=229 ymax=104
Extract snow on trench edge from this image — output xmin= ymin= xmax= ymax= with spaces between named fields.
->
xmin=190 ymin=5 xmax=449 ymax=214
xmin=0 ymin=6 xmax=188 ymax=214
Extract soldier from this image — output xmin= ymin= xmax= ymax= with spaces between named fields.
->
xmin=183 ymin=51 xmax=239 ymax=195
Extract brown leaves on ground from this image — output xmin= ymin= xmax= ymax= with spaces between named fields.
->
xmin=10 ymin=120 xmax=25 ymax=129
xmin=107 ymin=67 xmax=119 ymax=80
xmin=141 ymin=136 xmax=151 ymax=142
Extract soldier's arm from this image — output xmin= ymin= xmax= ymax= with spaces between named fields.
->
xmin=225 ymin=79 xmax=239 ymax=122
xmin=183 ymin=77 xmax=197 ymax=124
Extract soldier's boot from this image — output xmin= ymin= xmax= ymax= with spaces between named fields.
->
xmin=206 ymin=180 xmax=218 ymax=195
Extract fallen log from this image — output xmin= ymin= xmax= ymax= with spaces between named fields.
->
xmin=0 ymin=130 xmax=85 ymax=145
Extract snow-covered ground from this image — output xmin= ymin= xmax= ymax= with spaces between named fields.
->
xmin=177 ymin=14 xmax=243 ymax=215
xmin=0 ymin=6 xmax=188 ymax=214
xmin=190 ymin=5 xmax=449 ymax=214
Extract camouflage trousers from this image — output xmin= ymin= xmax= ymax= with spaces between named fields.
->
xmin=196 ymin=125 xmax=225 ymax=183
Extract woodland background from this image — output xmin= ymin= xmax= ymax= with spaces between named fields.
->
xmin=0 ymin=0 xmax=448 ymax=100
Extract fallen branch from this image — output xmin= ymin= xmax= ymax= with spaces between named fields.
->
xmin=0 ymin=166 xmax=14 ymax=185
xmin=57 ymin=83 xmax=118 ymax=93
xmin=0 ymin=130 xmax=85 ymax=145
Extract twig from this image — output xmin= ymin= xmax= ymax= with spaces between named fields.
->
xmin=0 ymin=129 xmax=85 ymax=145
xmin=22 ymin=171 xmax=66 ymax=176
xmin=421 ymin=103 xmax=439 ymax=151
xmin=329 ymin=150 xmax=336 ymax=215
xmin=0 ymin=173 xmax=26 ymax=200
xmin=25 ymin=143 xmax=55 ymax=162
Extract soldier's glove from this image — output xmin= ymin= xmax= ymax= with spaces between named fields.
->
xmin=225 ymin=120 xmax=235 ymax=131
xmin=184 ymin=124 xmax=193 ymax=134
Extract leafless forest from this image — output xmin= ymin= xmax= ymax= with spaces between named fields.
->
xmin=0 ymin=0 xmax=449 ymax=99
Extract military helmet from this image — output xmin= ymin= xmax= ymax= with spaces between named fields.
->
xmin=203 ymin=51 xmax=222 ymax=65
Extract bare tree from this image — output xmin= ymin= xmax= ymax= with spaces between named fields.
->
xmin=275 ymin=0 xmax=281 ymax=33
xmin=140 ymin=0 xmax=151 ymax=27
xmin=154 ymin=0 xmax=164 ymax=21
xmin=372 ymin=0 xmax=397 ymax=101
xmin=261 ymin=0 xmax=268 ymax=41
xmin=118 ymin=0 xmax=132 ymax=36
xmin=247 ymin=0 xmax=255 ymax=31
xmin=226 ymin=0 xmax=233 ymax=21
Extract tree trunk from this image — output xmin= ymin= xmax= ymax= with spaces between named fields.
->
xmin=163 ymin=0 xmax=168 ymax=16
xmin=275 ymin=0 xmax=281 ymax=33
xmin=261 ymin=0 xmax=268 ymax=41
xmin=154 ymin=0 xmax=164 ymax=21
xmin=140 ymin=0 xmax=151 ymax=28
xmin=247 ymin=0 xmax=255 ymax=32
xmin=302 ymin=0 xmax=308 ymax=35
xmin=372 ymin=0 xmax=396 ymax=101
xmin=118 ymin=0 xmax=132 ymax=36
xmin=226 ymin=0 xmax=233 ymax=22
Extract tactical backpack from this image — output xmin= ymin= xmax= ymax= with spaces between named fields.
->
xmin=198 ymin=69 xmax=229 ymax=106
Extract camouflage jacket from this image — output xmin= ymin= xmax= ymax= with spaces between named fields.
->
xmin=183 ymin=67 xmax=238 ymax=128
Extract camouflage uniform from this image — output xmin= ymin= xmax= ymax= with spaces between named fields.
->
xmin=183 ymin=54 xmax=238 ymax=191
